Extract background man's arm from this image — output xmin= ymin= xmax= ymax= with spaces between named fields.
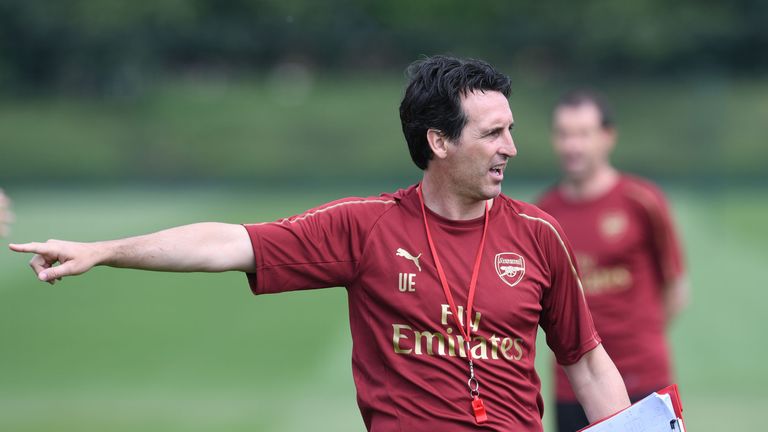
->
xmin=562 ymin=344 xmax=630 ymax=423
xmin=9 ymin=222 xmax=255 ymax=284
xmin=664 ymin=275 xmax=689 ymax=324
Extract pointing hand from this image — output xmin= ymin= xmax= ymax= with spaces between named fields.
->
xmin=9 ymin=240 xmax=101 ymax=285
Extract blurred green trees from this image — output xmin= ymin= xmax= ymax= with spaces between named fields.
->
xmin=0 ymin=0 xmax=765 ymax=183
xmin=1 ymin=0 xmax=766 ymax=93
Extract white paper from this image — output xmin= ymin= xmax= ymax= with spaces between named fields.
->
xmin=581 ymin=392 xmax=685 ymax=432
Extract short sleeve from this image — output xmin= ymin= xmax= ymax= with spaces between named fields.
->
xmin=643 ymin=187 xmax=686 ymax=284
xmin=243 ymin=197 xmax=392 ymax=295
xmin=536 ymin=216 xmax=602 ymax=365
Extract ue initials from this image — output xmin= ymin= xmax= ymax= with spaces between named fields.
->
xmin=398 ymin=273 xmax=417 ymax=292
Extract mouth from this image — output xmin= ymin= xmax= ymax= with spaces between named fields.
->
xmin=562 ymin=154 xmax=586 ymax=171
xmin=489 ymin=163 xmax=506 ymax=180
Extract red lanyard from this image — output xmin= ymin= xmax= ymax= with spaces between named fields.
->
xmin=417 ymin=184 xmax=490 ymax=424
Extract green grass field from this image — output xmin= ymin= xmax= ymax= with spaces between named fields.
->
xmin=1 ymin=184 xmax=766 ymax=431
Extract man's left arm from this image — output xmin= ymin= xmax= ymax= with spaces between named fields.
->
xmin=562 ymin=344 xmax=630 ymax=423
xmin=644 ymin=185 xmax=689 ymax=324
xmin=664 ymin=275 xmax=689 ymax=323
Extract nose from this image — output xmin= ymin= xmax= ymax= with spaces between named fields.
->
xmin=556 ymin=137 xmax=587 ymax=161
xmin=500 ymin=130 xmax=517 ymax=158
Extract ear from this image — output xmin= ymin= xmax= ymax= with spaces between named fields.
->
xmin=427 ymin=128 xmax=450 ymax=160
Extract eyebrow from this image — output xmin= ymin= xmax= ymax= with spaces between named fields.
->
xmin=481 ymin=123 xmax=515 ymax=136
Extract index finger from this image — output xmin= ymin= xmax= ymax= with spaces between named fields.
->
xmin=8 ymin=243 xmax=50 ymax=254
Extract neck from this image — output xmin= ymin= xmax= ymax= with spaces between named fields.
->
xmin=561 ymin=165 xmax=619 ymax=202
xmin=420 ymin=172 xmax=491 ymax=220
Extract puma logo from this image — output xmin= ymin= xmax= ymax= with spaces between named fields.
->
xmin=396 ymin=248 xmax=422 ymax=272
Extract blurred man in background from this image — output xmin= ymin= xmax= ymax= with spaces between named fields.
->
xmin=537 ymin=91 xmax=689 ymax=431
xmin=0 ymin=189 xmax=12 ymax=237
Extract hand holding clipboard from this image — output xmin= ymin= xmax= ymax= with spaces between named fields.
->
xmin=579 ymin=384 xmax=686 ymax=432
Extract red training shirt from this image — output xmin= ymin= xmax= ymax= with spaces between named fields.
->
xmin=537 ymin=175 xmax=685 ymax=401
xmin=244 ymin=184 xmax=600 ymax=431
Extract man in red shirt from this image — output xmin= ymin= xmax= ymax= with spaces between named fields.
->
xmin=10 ymin=57 xmax=629 ymax=430
xmin=537 ymin=90 xmax=689 ymax=432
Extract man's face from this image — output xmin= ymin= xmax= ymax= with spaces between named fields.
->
xmin=442 ymin=90 xmax=516 ymax=201
xmin=552 ymin=103 xmax=615 ymax=181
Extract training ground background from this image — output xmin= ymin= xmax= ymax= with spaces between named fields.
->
xmin=2 ymin=2 xmax=767 ymax=428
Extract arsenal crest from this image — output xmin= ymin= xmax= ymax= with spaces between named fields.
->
xmin=495 ymin=253 xmax=526 ymax=287
xmin=600 ymin=211 xmax=628 ymax=239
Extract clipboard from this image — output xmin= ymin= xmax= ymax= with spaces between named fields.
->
xmin=578 ymin=384 xmax=686 ymax=432
xmin=657 ymin=384 xmax=684 ymax=421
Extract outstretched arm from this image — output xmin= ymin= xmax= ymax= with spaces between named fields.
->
xmin=562 ymin=344 xmax=630 ymax=423
xmin=9 ymin=222 xmax=255 ymax=284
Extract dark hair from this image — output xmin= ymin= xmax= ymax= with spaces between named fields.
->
xmin=555 ymin=89 xmax=615 ymax=129
xmin=399 ymin=56 xmax=511 ymax=170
